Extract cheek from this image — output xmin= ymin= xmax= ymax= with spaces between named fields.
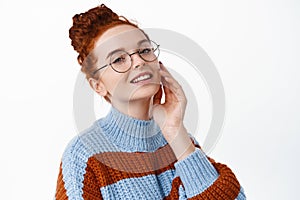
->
xmin=153 ymin=61 xmax=160 ymax=69
xmin=152 ymin=63 xmax=161 ymax=80
xmin=101 ymin=70 xmax=127 ymax=91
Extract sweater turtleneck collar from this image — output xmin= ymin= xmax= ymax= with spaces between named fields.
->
xmin=97 ymin=106 xmax=167 ymax=152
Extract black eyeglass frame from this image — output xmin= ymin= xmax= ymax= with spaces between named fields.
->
xmin=92 ymin=40 xmax=160 ymax=75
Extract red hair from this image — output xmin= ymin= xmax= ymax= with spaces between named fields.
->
xmin=69 ymin=4 xmax=140 ymax=79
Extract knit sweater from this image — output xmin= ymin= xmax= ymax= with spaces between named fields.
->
xmin=55 ymin=106 xmax=246 ymax=199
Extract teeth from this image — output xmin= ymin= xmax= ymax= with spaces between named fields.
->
xmin=132 ymin=74 xmax=151 ymax=83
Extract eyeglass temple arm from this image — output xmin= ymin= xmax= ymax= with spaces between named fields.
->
xmin=93 ymin=64 xmax=108 ymax=75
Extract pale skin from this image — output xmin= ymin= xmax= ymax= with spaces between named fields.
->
xmin=89 ymin=24 xmax=195 ymax=161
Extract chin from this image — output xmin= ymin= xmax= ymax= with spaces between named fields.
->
xmin=129 ymin=83 xmax=160 ymax=101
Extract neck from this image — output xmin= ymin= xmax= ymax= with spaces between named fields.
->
xmin=111 ymin=97 xmax=152 ymax=120
xmin=97 ymin=103 xmax=168 ymax=152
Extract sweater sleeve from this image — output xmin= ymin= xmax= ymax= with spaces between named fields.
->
xmin=174 ymin=137 xmax=246 ymax=199
xmin=54 ymin=136 xmax=103 ymax=200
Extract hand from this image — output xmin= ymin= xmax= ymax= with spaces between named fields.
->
xmin=152 ymin=61 xmax=187 ymax=135
xmin=152 ymin=62 xmax=195 ymax=160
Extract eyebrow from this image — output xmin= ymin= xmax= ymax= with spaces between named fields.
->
xmin=105 ymin=39 xmax=150 ymax=60
xmin=105 ymin=48 xmax=125 ymax=60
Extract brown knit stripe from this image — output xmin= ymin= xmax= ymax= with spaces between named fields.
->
xmin=82 ymin=163 xmax=103 ymax=200
xmin=161 ymin=148 xmax=241 ymax=199
xmin=55 ymin=162 xmax=68 ymax=200
xmin=188 ymin=159 xmax=241 ymax=200
xmin=163 ymin=177 xmax=182 ymax=200
xmin=86 ymin=144 xmax=177 ymax=187
xmin=57 ymin=138 xmax=241 ymax=199
xmin=190 ymin=138 xmax=202 ymax=150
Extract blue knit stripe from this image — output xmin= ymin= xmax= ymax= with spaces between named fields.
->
xmin=59 ymin=105 xmax=245 ymax=199
xmin=178 ymin=185 xmax=187 ymax=200
xmin=61 ymin=136 xmax=89 ymax=200
xmin=79 ymin=124 xmax=120 ymax=153
xmin=60 ymin=124 xmax=120 ymax=199
xmin=75 ymin=120 xmax=167 ymax=154
xmin=174 ymin=148 xmax=219 ymax=198
xmin=95 ymin=106 xmax=168 ymax=152
xmin=60 ymin=124 xmax=106 ymax=199
xmin=235 ymin=186 xmax=246 ymax=200
xmin=60 ymin=105 xmax=169 ymax=199
xmin=100 ymin=169 xmax=175 ymax=200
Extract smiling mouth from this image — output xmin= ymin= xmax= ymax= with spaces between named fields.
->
xmin=130 ymin=74 xmax=153 ymax=83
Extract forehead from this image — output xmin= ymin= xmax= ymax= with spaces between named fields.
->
xmin=94 ymin=25 xmax=148 ymax=55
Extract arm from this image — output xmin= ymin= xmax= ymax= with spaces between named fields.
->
xmin=174 ymin=144 xmax=246 ymax=199
xmin=153 ymin=62 xmax=246 ymax=199
xmin=55 ymin=137 xmax=103 ymax=200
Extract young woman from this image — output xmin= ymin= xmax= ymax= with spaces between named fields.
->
xmin=55 ymin=4 xmax=246 ymax=200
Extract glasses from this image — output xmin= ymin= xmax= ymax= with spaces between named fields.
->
xmin=92 ymin=40 xmax=160 ymax=75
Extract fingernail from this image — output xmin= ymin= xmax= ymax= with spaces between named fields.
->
xmin=159 ymin=61 xmax=162 ymax=64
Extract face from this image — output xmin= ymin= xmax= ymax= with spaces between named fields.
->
xmin=89 ymin=24 xmax=161 ymax=104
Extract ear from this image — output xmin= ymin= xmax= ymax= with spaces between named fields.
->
xmin=88 ymin=78 xmax=108 ymax=97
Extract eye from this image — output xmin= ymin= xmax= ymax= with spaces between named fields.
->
xmin=139 ymin=48 xmax=152 ymax=54
xmin=112 ymin=55 xmax=126 ymax=64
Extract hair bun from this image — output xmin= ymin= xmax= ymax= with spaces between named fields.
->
xmin=69 ymin=4 xmax=119 ymax=55
xmin=68 ymin=4 xmax=139 ymax=79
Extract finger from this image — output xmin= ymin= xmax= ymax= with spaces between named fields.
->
xmin=159 ymin=62 xmax=186 ymax=102
xmin=160 ymin=70 xmax=182 ymax=95
xmin=160 ymin=70 xmax=172 ymax=89
xmin=159 ymin=62 xmax=181 ymax=84
xmin=164 ymin=85 xmax=182 ymax=104
xmin=153 ymin=84 xmax=163 ymax=105
xmin=163 ymin=85 xmax=173 ymax=102
xmin=160 ymin=75 xmax=172 ymax=99
xmin=159 ymin=63 xmax=181 ymax=88
xmin=160 ymin=71 xmax=180 ymax=89
xmin=162 ymin=77 xmax=187 ymax=105
xmin=159 ymin=61 xmax=173 ymax=76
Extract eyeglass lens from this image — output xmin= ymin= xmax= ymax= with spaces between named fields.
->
xmin=109 ymin=40 xmax=159 ymax=73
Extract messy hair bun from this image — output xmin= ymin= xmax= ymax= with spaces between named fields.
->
xmin=69 ymin=4 xmax=139 ymax=79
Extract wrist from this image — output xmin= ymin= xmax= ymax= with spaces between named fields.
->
xmin=163 ymin=125 xmax=195 ymax=161
xmin=176 ymin=142 xmax=196 ymax=161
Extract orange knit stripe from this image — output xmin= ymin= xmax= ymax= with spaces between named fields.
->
xmin=85 ymin=145 xmax=177 ymax=188
xmin=55 ymin=162 xmax=68 ymax=200
xmin=82 ymin=163 xmax=103 ymax=200
xmin=163 ymin=176 xmax=182 ymax=200
xmin=56 ymin=139 xmax=241 ymax=199
xmin=94 ymin=144 xmax=177 ymax=173
xmin=163 ymin=157 xmax=241 ymax=199
xmin=188 ymin=158 xmax=241 ymax=200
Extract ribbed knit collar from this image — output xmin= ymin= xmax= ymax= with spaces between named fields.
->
xmin=97 ymin=106 xmax=167 ymax=152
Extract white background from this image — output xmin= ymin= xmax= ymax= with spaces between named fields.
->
xmin=0 ymin=0 xmax=299 ymax=199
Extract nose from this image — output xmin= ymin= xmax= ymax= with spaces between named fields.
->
xmin=130 ymin=51 xmax=145 ymax=69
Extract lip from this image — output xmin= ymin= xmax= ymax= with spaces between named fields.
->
xmin=130 ymin=72 xmax=153 ymax=83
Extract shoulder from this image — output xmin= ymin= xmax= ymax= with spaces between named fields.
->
xmin=58 ymin=123 xmax=103 ymax=198
xmin=61 ymin=119 xmax=117 ymax=164
xmin=60 ymin=126 xmax=94 ymax=169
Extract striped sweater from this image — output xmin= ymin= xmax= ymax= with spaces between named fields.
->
xmin=55 ymin=106 xmax=246 ymax=199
